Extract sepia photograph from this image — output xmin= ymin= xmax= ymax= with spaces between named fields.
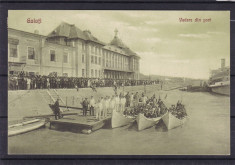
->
xmin=7 ymin=10 xmax=230 ymax=155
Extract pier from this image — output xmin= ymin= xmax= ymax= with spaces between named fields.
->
xmin=49 ymin=115 xmax=111 ymax=134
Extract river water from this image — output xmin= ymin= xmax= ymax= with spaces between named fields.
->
xmin=8 ymin=88 xmax=230 ymax=155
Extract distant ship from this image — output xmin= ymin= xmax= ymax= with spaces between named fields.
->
xmin=208 ymin=59 xmax=230 ymax=96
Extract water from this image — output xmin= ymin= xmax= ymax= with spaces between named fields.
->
xmin=8 ymin=89 xmax=230 ymax=155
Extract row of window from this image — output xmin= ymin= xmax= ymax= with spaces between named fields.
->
xmin=9 ymin=43 xmax=36 ymax=60
xmin=49 ymin=50 xmax=69 ymax=63
xmin=90 ymin=45 xmax=102 ymax=55
xmin=91 ymin=69 xmax=101 ymax=78
xmin=81 ymin=69 xmax=102 ymax=78
xmin=9 ymin=42 xmax=69 ymax=63
xmin=9 ymin=40 xmax=136 ymax=70
xmin=91 ymin=55 xmax=101 ymax=65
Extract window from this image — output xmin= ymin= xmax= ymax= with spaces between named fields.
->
xmin=99 ymin=70 xmax=101 ymax=77
xmin=82 ymin=54 xmax=85 ymax=63
xmin=95 ymin=56 xmax=97 ymax=64
xmin=95 ymin=70 xmax=97 ymax=77
xmin=50 ymin=50 xmax=56 ymax=61
xmin=106 ymin=59 xmax=108 ymax=67
xmin=82 ymin=43 xmax=85 ymax=50
xmin=82 ymin=69 xmax=85 ymax=77
xmin=63 ymin=52 xmax=68 ymax=63
xmin=103 ymin=58 xmax=105 ymax=67
xmin=95 ymin=47 xmax=97 ymax=54
xmin=9 ymin=43 xmax=18 ymax=57
xmin=99 ymin=57 xmax=101 ymax=65
xmin=28 ymin=47 xmax=35 ymax=59
xmin=91 ymin=56 xmax=94 ymax=63
xmin=91 ymin=69 xmax=94 ymax=77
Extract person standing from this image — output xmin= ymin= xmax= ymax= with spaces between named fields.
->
xmin=26 ymin=77 xmax=31 ymax=90
xmin=133 ymin=92 xmax=139 ymax=107
xmin=120 ymin=96 xmax=126 ymax=113
xmin=114 ymin=94 xmax=119 ymax=112
xmin=47 ymin=77 xmax=50 ymax=89
xmin=130 ymin=93 xmax=134 ymax=107
xmin=96 ymin=99 xmax=102 ymax=120
xmin=102 ymin=97 xmax=107 ymax=118
xmin=125 ymin=92 xmax=130 ymax=107
xmin=142 ymin=94 xmax=148 ymax=105
xmin=54 ymin=98 xmax=61 ymax=120
xmin=100 ymin=97 xmax=105 ymax=118
xmin=90 ymin=96 xmax=95 ymax=116
xmin=110 ymin=96 xmax=115 ymax=115
xmin=105 ymin=96 xmax=110 ymax=116
xmin=82 ymin=98 xmax=89 ymax=116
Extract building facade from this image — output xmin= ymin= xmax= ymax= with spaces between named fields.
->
xmin=8 ymin=22 xmax=140 ymax=79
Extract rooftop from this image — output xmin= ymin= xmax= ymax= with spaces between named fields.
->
xmin=47 ymin=22 xmax=105 ymax=45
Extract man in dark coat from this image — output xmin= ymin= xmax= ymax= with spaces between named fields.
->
xmin=82 ymin=98 xmax=89 ymax=116
xmin=54 ymin=98 xmax=61 ymax=120
xmin=125 ymin=92 xmax=131 ymax=107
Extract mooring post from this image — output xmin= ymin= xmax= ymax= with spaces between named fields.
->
xmin=66 ymin=97 xmax=67 ymax=108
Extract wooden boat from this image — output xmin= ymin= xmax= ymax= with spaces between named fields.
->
xmin=111 ymin=110 xmax=135 ymax=128
xmin=136 ymin=113 xmax=162 ymax=131
xmin=162 ymin=112 xmax=187 ymax=130
xmin=8 ymin=119 xmax=46 ymax=137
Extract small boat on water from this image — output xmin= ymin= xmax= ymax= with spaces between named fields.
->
xmin=8 ymin=118 xmax=46 ymax=137
xmin=136 ymin=113 xmax=162 ymax=131
xmin=111 ymin=110 xmax=135 ymax=128
xmin=162 ymin=112 xmax=187 ymax=130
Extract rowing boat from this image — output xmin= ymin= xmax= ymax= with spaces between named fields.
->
xmin=162 ymin=112 xmax=187 ymax=130
xmin=8 ymin=119 xmax=46 ymax=137
xmin=136 ymin=113 xmax=162 ymax=131
xmin=111 ymin=110 xmax=135 ymax=128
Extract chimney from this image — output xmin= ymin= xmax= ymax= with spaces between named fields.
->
xmin=221 ymin=58 xmax=225 ymax=69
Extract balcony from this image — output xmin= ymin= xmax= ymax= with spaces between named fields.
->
xmin=103 ymin=66 xmax=134 ymax=73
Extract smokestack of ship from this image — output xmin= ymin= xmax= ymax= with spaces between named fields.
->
xmin=221 ymin=58 xmax=225 ymax=69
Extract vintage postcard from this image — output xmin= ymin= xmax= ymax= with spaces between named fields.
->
xmin=7 ymin=10 xmax=230 ymax=155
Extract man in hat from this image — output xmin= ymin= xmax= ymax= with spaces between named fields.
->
xmin=89 ymin=96 xmax=95 ymax=116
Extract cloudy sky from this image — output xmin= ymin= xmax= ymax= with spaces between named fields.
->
xmin=8 ymin=10 xmax=230 ymax=79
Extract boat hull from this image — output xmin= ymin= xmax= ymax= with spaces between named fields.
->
xmin=111 ymin=110 xmax=135 ymax=128
xmin=162 ymin=112 xmax=187 ymax=130
xmin=210 ymin=85 xmax=230 ymax=96
xmin=8 ymin=119 xmax=46 ymax=137
xmin=136 ymin=113 xmax=161 ymax=131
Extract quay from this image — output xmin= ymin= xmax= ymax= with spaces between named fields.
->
xmin=49 ymin=114 xmax=111 ymax=134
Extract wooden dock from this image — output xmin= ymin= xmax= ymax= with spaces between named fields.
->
xmin=49 ymin=114 xmax=111 ymax=134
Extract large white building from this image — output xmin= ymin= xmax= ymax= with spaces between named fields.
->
xmin=8 ymin=22 xmax=140 ymax=79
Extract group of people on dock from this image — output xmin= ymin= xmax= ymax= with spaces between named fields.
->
xmin=81 ymin=92 xmax=131 ymax=120
xmin=53 ymin=88 xmax=186 ymax=120
xmin=80 ymin=91 xmax=171 ymax=120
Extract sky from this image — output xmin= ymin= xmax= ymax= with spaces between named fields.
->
xmin=8 ymin=10 xmax=230 ymax=79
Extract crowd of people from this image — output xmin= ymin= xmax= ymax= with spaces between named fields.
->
xmin=8 ymin=71 xmax=160 ymax=90
xmin=123 ymin=93 xmax=168 ymax=118
xmin=81 ymin=92 xmax=133 ymax=120
xmin=78 ymin=91 xmax=187 ymax=120
xmin=168 ymin=101 xmax=187 ymax=119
